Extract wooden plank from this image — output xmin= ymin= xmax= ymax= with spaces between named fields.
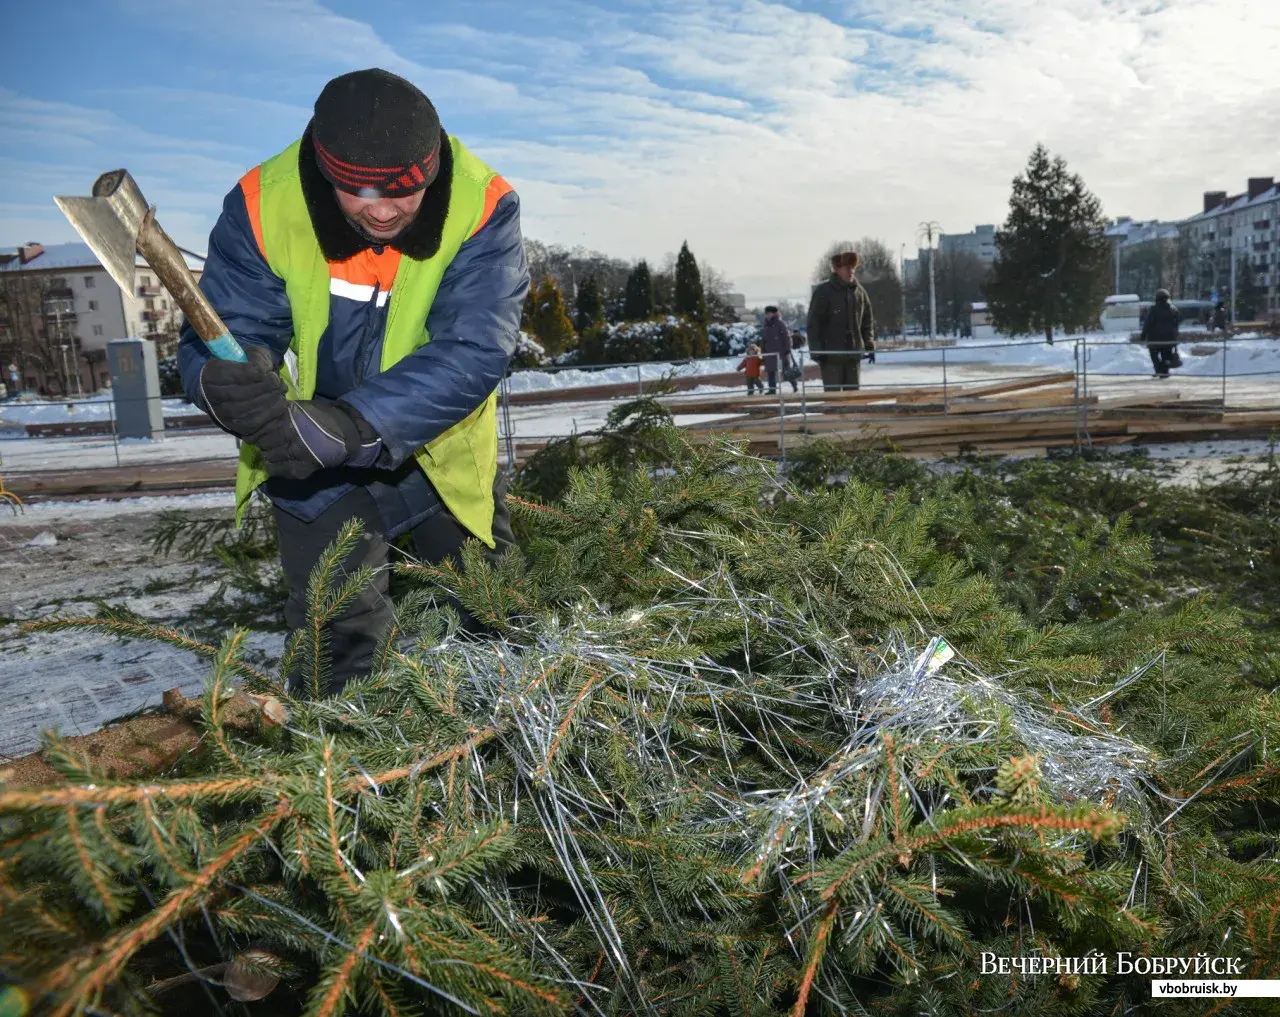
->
xmin=947 ymin=372 xmax=1076 ymax=399
xmin=661 ymin=384 xmax=946 ymax=414
xmin=7 ymin=458 xmax=238 ymax=500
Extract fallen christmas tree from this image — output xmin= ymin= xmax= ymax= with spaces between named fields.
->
xmin=3 ymin=421 xmax=1280 ymax=1016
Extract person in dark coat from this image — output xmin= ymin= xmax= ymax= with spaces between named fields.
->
xmin=1211 ymin=301 xmax=1228 ymax=333
xmin=805 ymin=251 xmax=875 ymax=392
xmin=759 ymin=305 xmax=794 ymax=394
xmin=1141 ymin=289 xmax=1181 ymax=378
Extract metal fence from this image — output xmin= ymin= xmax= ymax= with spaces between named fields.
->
xmin=2 ymin=333 xmax=1277 ymax=497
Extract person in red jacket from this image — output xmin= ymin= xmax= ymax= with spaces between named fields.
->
xmin=737 ymin=343 xmax=765 ymax=395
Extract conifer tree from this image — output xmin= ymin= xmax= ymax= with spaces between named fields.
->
xmin=673 ymin=240 xmax=707 ymax=324
xmin=572 ymin=274 xmax=603 ymax=334
xmin=622 ymin=259 xmax=654 ymax=320
xmin=526 ymin=276 xmax=576 ymax=356
xmin=985 ymin=144 xmax=1112 ymax=343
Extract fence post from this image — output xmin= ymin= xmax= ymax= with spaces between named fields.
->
xmin=1221 ymin=333 xmax=1228 ymax=409
xmin=1073 ymin=339 xmax=1081 ymax=451
xmin=799 ymin=348 xmax=808 ymax=433
xmin=636 ymin=363 xmax=643 ymax=397
xmin=776 ymin=353 xmax=786 ymax=467
xmin=941 ymin=347 xmax=948 ymax=414
xmin=499 ymin=372 xmax=516 ymax=474
xmin=108 ymin=394 xmax=121 ymax=468
xmin=1080 ymin=332 xmax=1091 ymax=448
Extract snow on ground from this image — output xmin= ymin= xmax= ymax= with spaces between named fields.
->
xmin=3 ymin=333 xmax=1274 ymax=466
xmin=0 ymin=491 xmax=236 ymax=524
xmin=0 ymin=390 xmax=207 ymax=431
xmin=1 ymin=430 xmax=239 ymax=472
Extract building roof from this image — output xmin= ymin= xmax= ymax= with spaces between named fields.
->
xmin=1181 ymin=183 xmax=1280 ymax=226
xmin=1105 ymin=219 xmax=1180 ymax=245
xmin=0 ymin=241 xmax=205 ymax=274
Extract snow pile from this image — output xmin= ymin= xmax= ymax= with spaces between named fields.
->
xmin=509 ymin=331 xmax=549 ymax=369
xmin=0 ymin=391 xmax=208 ymax=428
xmin=884 ymin=331 xmax=1280 ymax=379
xmin=707 ymin=321 xmax=760 ymax=357
xmin=0 ymin=491 xmax=237 ymax=524
xmin=505 ymin=354 xmax=749 ymax=395
xmin=25 ymin=531 xmax=58 ymax=547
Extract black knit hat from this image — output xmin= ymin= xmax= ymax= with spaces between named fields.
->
xmin=311 ymin=68 xmax=442 ymax=198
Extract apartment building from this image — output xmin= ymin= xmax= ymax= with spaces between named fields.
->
xmin=938 ymin=224 xmax=997 ymax=265
xmin=1103 ymin=218 xmax=1181 ymax=299
xmin=0 ymin=241 xmax=203 ymax=394
xmin=1178 ymin=177 xmax=1279 ymax=318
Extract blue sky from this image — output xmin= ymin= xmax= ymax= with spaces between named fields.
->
xmin=3 ymin=0 xmax=1278 ymax=302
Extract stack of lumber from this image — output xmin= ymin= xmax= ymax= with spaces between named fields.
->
xmin=669 ymin=372 xmax=1280 ymax=457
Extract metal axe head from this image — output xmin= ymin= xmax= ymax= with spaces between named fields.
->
xmin=53 ymin=169 xmax=150 ymax=297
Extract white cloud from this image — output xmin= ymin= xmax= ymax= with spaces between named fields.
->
xmin=460 ymin=0 xmax=1280 ymax=302
xmin=6 ymin=0 xmax=1279 ymax=305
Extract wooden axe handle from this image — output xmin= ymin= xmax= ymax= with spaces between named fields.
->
xmin=136 ymin=209 xmax=246 ymax=362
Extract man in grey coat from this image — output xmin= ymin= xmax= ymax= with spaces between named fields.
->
xmin=806 ymin=251 xmax=875 ymax=391
xmin=760 ymin=305 xmax=794 ymax=394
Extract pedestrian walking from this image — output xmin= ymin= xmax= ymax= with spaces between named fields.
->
xmin=1142 ymin=289 xmax=1182 ymax=379
xmin=760 ymin=305 xmax=793 ymax=394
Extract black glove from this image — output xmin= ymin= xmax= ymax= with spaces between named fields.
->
xmin=251 ymin=399 xmax=383 ymax=481
xmin=865 ymin=349 xmax=875 ymax=364
xmin=198 ymin=346 xmax=287 ymax=439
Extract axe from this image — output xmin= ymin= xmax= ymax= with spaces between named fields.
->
xmin=54 ymin=170 xmax=247 ymax=362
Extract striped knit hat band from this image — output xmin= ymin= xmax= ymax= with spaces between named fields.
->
xmin=311 ymin=68 xmax=442 ymax=198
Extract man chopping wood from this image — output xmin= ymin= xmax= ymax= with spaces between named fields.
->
xmin=179 ymin=68 xmax=528 ymax=694
xmin=806 ymin=250 xmax=875 ymax=392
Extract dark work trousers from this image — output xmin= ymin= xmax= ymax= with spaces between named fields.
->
xmin=274 ymin=473 xmax=516 ymax=696
xmin=1149 ymin=343 xmax=1179 ymax=377
xmin=819 ymin=355 xmax=862 ymax=392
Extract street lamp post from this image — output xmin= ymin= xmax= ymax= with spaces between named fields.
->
xmin=918 ymin=222 xmax=942 ymax=341
xmin=899 ymin=243 xmax=907 ymax=337
xmin=1229 ymin=245 xmax=1237 ymax=327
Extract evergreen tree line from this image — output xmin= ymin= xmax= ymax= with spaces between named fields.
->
xmin=518 ymin=240 xmax=736 ymax=364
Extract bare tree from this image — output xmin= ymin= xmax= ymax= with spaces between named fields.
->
xmin=811 ymin=238 xmax=903 ymax=335
xmin=0 ymin=271 xmax=77 ymax=393
xmin=906 ymin=250 xmax=989 ymax=335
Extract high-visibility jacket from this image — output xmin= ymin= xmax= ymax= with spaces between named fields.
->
xmin=215 ymin=135 xmax=515 ymax=546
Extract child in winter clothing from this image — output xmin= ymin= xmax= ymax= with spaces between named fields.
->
xmin=737 ymin=344 xmax=765 ymax=395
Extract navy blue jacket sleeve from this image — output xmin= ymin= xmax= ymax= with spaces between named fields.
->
xmin=177 ymin=184 xmax=293 ymax=404
xmin=339 ymin=190 xmax=529 ymax=468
